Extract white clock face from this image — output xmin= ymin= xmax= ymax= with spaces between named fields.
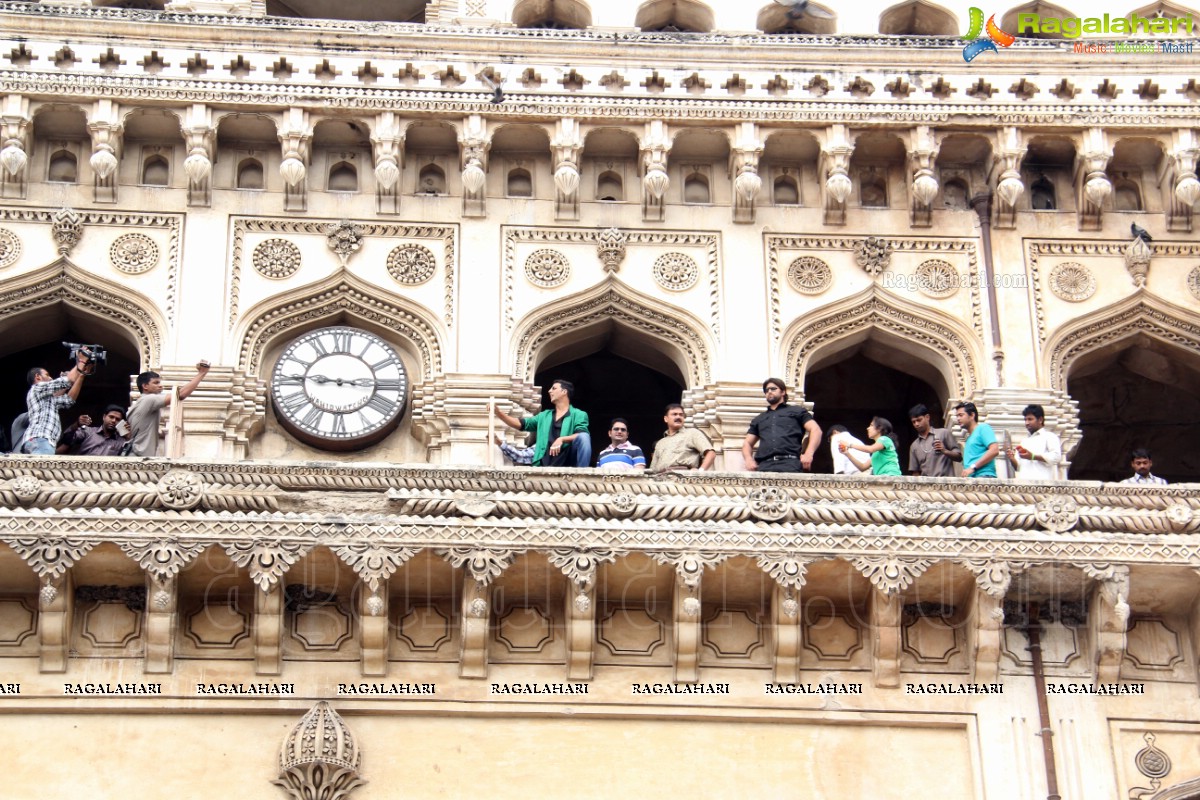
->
xmin=271 ymin=326 xmax=408 ymax=450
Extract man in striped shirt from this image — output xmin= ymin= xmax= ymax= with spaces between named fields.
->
xmin=596 ymin=418 xmax=646 ymax=471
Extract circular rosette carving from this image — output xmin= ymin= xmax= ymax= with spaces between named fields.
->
xmin=454 ymin=492 xmax=497 ymax=517
xmin=8 ymin=474 xmax=42 ymax=503
xmin=468 ymin=598 xmax=488 ymax=618
xmin=897 ymin=497 xmax=929 ymax=522
xmin=652 ymin=252 xmax=699 ymax=291
xmin=608 ymin=493 xmax=637 ymax=517
xmin=681 ymin=596 xmax=701 ymax=617
xmin=156 ymin=470 xmax=205 ymax=510
xmin=252 ymin=238 xmax=301 ymax=279
xmin=747 ymin=486 xmax=791 ymax=522
xmin=1187 ymin=265 xmax=1200 ymax=301
xmin=1166 ymin=502 xmax=1195 ymax=532
xmin=110 ymin=232 xmax=160 ymax=274
xmin=1048 ymin=262 xmax=1096 ymax=302
xmin=787 ymin=256 xmax=832 ymax=295
xmin=152 ymin=590 xmax=172 ymax=610
xmin=387 ymin=244 xmax=436 ymax=285
xmin=780 ymin=597 xmax=799 ymax=618
xmin=573 ymin=592 xmax=591 ymax=613
xmin=1034 ymin=496 xmax=1078 ymax=533
xmin=39 ymin=583 xmax=58 ymax=605
xmin=915 ymin=259 xmax=959 ymax=298
xmin=524 ymin=248 xmax=570 ymax=288
xmin=365 ymin=594 xmax=385 ymax=617
xmin=0 ymin=227 xmax=22 ymax=268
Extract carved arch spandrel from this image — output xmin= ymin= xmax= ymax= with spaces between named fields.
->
xmin=235 ymin=269 xmax=445 ymax=379
xmin=0 ymin=258 xmax=163 ymax=367
xmin=782 ymin=285 xmax=981 ymax=399
xmin=1045 ymin=292 xmax=1200 ymax=391
xmin=510 ymin=280 xmax=713 ymax=385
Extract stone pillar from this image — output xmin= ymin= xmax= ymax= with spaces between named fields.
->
xmin=819 ymin=124 xmax=853 ymax=225
xmin=1076 ymin=128 xmax=1112 ymax=231
xmin=459 ymin=114 xmax=490 ymax=218
xmin=552 ymin=117 xmax=583 ymax=221
xmin=730 ymin=122 xmax=763 ymax=224
xmin=183 ymin=104 xmax=215 ymax=207
xmin=993 ymin=126 xmax=1027 ymax=229
xmin=371 ymin=111 xmax=405 ymax=215
xmin=0 ymin=94 xmax=31 ymax=200
xmin=908 ymin=125 xmax=940 ymax=227
xmin=278 ymin=107 xmax=312 ymax=212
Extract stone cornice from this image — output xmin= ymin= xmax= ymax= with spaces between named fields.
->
xmin=1 ymin=459 xmax=1195 ymax=550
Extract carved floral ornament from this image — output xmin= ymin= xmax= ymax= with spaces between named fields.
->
xmin=854 ymin=236 xmax=892 ymax=276
xmin=652 ymin=252 xmax=699 ymax=291
xmin=596 ymin=227 xmax=626 ymax=272
xmin=274 ymin=702 xmax=365 ymax=800
xmin=1187 ymin=265 xmax=1200 ymax=301
xmin=51 ymin=207 xmax=82 ymax=254
xmin=253 ymin=238 xmax=301 ymax=279
xmin=1048 ymin=261 xmax=1097 ymax=302
xmin=524 ymin=248 xmax=570 ymax=288
xmin=109 ymin=232 xmax=159 ymax=274
xmin=915 ymin=259 xmax=959 ymax=298
xmin=786 ymin=256 xmax=832 ymax=295
xmin=326 ymin=220 xmax=364 ymax=267
xmin=386 ymin=243 xmax=436 ymax=285
xmin=0 ymin=227 xmax=21 ymax=268
xmin=1034 ymin=496 xmax=1079 ymax=533
xmin=156 ymin=470 xmax=205 ymax=510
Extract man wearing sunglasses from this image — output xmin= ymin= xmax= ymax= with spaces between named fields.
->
xmin=596 ymin=418 xmax=646 ymax=471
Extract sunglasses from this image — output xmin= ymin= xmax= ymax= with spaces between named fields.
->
xmin=611 ymin=427 xmax=627 ymax=432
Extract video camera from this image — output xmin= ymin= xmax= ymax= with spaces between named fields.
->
xmin=62 ymin=342 xmax=107 ymax=369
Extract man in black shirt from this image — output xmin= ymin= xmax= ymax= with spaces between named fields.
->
xmin=742 ymin=377 xmax=822 ymax=473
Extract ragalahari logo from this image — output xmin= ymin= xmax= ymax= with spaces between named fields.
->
xmin=962 ymin=7 xmax=1016 ymax=62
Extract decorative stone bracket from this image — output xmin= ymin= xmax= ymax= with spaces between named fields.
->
xmin=640 ymin=120 xmax=671 ymax=222
xmin=370 ymin=111 xmax=405 ymax=215
xmin=820 ymin=124 xmax=854 ymax=226
xmin=0 ymin=94 xmax=32 ymax=200
xmin=1075 ymin=128 xmax=1112 ymax=231
xmin=278 ymin=107 xmax=312 ymax=212
xmin=552 ymin=118 xmax=583 ymax=221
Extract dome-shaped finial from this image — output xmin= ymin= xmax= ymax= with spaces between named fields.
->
xmin=279 ymin=701 xmax=361 ymax=771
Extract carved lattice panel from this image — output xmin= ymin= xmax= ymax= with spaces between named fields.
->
xmin=73 ymin=601 xmax=143 ymax=656
xmin=489 ymin=603 xmax=565 ymax=665
xmin=900 ymin=615 xmax=969 ymax=674
xmin=179 ymin=597 xmax=253 ymax=657
xmin=800 ymin=610 xmax=868 ymax=670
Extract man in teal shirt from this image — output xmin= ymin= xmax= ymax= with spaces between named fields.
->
xmin=493 ymin=378 xmax=591 ymax=467
xmin=955 ymin=401 xmax=999 ymax=478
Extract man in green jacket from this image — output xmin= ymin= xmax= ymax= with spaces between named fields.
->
xmin=493 ymin=378 xmax=592 ymax=467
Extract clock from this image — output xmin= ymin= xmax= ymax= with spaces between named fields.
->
xmin=270 ymin=326 xmax=408 ymax=451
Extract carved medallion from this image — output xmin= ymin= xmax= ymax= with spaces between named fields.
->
xmin=1034 ymin=496 xmax=1079 ymax=533
xmin=747 ymin=486 xmax=790 ymax=521
xmin=110 ymin=232 xmax=159 ymax=274
xmin=326 ymin=220 xmax=364 ymax=266
xmin=786 ymin=256 xmax=832 ymax=295
xmin=524 ymin=248 xmax=570 ymax=288
xmin=653 ymin=252 xmax=699 ymax=291
xmin=1049 ymin=262 xmax=1096 ymax=302
xmin=1187 ymin=265 xmax=1200 ymax=301
xmin=253 ymin=238 xmax=301 ymax=279
xmin=387 ymin=244 xmax=436 ymax=285
xmin=8 ymin=474 xmax=42 ymax=503
xmin=915 ymin=259 xmax=959 ymax=298
xmin=0 ymin=228 xmax=21 ymax=268
xmin=156 ymin=470 xmax=205 ymax=510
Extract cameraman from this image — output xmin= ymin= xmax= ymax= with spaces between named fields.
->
xmin=19 ymin=351 xmax=91 ymax=455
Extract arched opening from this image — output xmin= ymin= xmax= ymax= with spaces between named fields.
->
xmin=683 ymin=172 xmax=710 ymax=203
xmin=852 ymin=131 xmax=905 ymax=208
xmin=507 ymin=168 xmax=534 ymax=197
xmin=773 ymin=175 xmax=799 ymax=205
xmin=532 ymin=330 xmax=686 ymax=467
xmin=859 ymin=172 xmax=887 ymax=206
xmin=237 ymin=158 xmax=264 ymax=190
xmin=803 ymin=334 xmax=949 ymax=474
xmin=635 ymin=0 xmax=715 ymax=31
xmin=942 ymin=178 xmax=969 ymax=209
xmin=1113 ymin=179 xmax=1142 ymax=211
xmin=47 ymin=150 xmax=78 ymax=183
xmin=142 ymin=154 xmax=169 ymax=186
xmin=327 ymin=160 xmax=358 ymax=192
xmin=417 ymin=164 xmax=446 ymax=194
xmin=0 ymin=305 xmax=141 ymax=453
xmin=1030 ymin=175 xmax=1056 ymax=209
xmin=878 ymin=0 xmax=958 ymax=34
xmin=1067 ymin=336 xmax=1200 ymax=482
xmin=512 ymin=0 xmax=593 ymax=28
xmin=1000 ymin=1 xmax=1078 ymax=38
xmin=596 ymin=170 xmax=623 ymax=201
xmin=756 ymin=1 xmax=837 ymax=34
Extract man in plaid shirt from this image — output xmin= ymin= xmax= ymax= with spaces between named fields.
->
xmin=20 ymin=352 xmax=91 ymax=455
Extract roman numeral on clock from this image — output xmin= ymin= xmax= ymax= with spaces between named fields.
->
xmin=301 ymin=406 xmax=323 ymax=430
xmin=366 ymin=394 xmax=394 ymax=416
xmin=278 ymin=391 xmax=308 ymax=413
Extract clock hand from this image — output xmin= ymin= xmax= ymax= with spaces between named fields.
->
xmin=276 ymin=374 xmax=307 ymax=383
xmin=349 ymin=378 xmax=377 ymax=387
xmin=305 ymin=374 xmax=334 ymax=384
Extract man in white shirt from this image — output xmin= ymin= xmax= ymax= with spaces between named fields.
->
xmin=1004 ymin=404 xmax=1061 ymax=481
xmin=828 ymin=425 xmax=869 ymax=476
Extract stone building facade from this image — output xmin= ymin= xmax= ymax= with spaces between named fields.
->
xmin=0 ymin=1 xmax=1198 ymax=798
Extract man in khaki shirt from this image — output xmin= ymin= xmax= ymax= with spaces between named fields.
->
xmin=649 ymin=403 xmax=715 ymax=472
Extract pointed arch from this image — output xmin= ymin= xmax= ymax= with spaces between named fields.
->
xmin=782 ymin=286 xmax=982 ymax=400
xmin=511 ymin=280 xmax=712 ymax=386
xmin=1046 ymin=292 xmax=1200 ymax=390
xmin=0 ymin=258 xmax=163 ymax=366
xmin=1151 ymin=775 xmax=1200 ymax=800
xmin=236 ymin=270 xmax=445 ymax=379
